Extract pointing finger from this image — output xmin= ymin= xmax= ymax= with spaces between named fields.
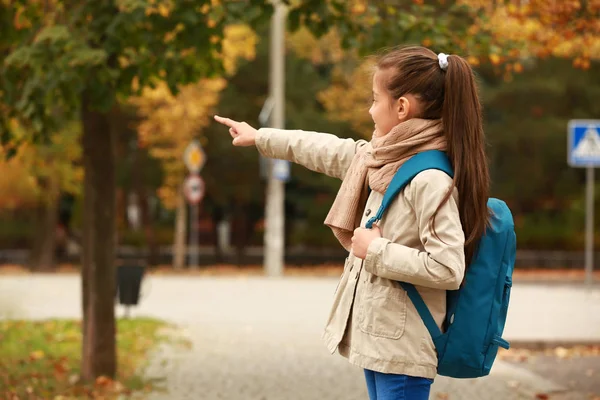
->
xmin=214 ymin=115 xmax=238 ymax=128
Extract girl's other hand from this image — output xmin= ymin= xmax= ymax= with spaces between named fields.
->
xmin=214 ymin=115 xmax=258 ymax=147
xmin=351 ymin=225 xmax=382 ymax=259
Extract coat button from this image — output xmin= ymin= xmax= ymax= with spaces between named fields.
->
xmin=365 ymin=209 xmax=371 ymax=216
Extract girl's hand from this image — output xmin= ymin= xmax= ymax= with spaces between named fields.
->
xmin=214 ymin=115 xmax=258 ymax=147
xmin=351 ymin=225 xmax=382 ymax=259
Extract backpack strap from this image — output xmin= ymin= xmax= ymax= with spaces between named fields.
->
xmin=399 ymin=281 xmax=442 ymax=338
xmin=364 ymin=150 xmax=454 ymax=340
xmin=365 ymin=150 xmax=454 ymax=229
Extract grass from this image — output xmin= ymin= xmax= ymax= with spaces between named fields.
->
xmin=0 ymin=317 xmax=170 ymax=399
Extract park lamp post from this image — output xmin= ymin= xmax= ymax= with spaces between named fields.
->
xmin=263 ymin=0 xmax=288 ymax=277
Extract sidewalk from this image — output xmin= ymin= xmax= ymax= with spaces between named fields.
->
xmin=503 ymin=282 xmax=600 ymax=346
xmin=1 ymin=274 xmax=598 ymax=399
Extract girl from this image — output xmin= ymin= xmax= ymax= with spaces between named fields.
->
xmin=214 ymin=46 xmax=489 ymax=400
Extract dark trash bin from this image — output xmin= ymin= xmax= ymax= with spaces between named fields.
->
xmin=116 ymin=263 xmax=146 ymax=306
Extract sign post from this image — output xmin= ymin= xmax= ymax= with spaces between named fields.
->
xmin=183 ymin=140 xmax=206 ymax=269
xmin=568 ymin=120 xmax=600 ymax=287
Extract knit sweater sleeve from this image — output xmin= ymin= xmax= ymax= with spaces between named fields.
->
xmin=255 ymin=128 xmax=367 ymax=180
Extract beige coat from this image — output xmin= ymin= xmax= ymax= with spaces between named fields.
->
xmin=256 ymin=128 xmax=466 ymax=379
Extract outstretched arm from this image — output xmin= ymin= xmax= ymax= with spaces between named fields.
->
xmin=214 ymin=115 xmax=366 ymax=180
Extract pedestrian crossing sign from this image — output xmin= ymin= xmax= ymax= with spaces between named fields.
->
xmin=568 ymin=120 xmax=600 ymax=167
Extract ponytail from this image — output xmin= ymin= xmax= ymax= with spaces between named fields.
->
xmin=436 ymin=55 xmax=490 ymax=265
xmin=376 ymin=46 xmax=490 ymax=266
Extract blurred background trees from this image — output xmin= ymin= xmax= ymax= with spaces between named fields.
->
xmin=0 ymin=0 xmax=599 ymax=261
xmin=0 ymin=0 xmax=598 ymax=381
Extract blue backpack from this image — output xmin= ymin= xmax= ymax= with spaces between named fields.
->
xmin=365 ymin=150 xmax=516 ymax=379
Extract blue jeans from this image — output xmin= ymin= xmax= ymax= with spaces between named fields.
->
xmin=364 ymin=369 xmax=433 ymax=400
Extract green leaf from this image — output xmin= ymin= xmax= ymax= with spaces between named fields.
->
xmin=0 ymin=121 xmax=12 ymax=145
xmin=116 ymin=0 xmax=148 ymax=12
xmin=330 ymin=1 xmax=344 ymax=14
xmin=34 ymin=25 xmax=70 ymax=44
xmin=288 ymin=8 xmax=301 ymax=33
xmin=4 ymin=47 xmax=33 ymax=68
xmin=4 ymin=147 xmax=17 ymax=161
xmin=68 ymin=48 xmax=108 ymax=67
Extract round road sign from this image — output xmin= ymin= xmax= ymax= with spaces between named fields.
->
xmin=184 ymin=174 xmax=205 ymax=204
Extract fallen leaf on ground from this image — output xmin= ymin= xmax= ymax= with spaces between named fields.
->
xmin=535 ymin=394 xmax=549 ymax=399
xmin=53 ymin=360 xmax=68 ymax=374
xmin=436 ymin=393 xmax=449 ymax=399
xmin=95 ymin=375 xmax=113 ymax=387
xmin=113 ymin=381 xmax=125 ymax=393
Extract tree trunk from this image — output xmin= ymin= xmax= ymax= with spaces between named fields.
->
xmin=132 ymin=144 xmax=158 ymax=265
xmin=139 ymin=187 xmax=159 ymax=266
xmin=233 ymin=205 xmax=247 ymax=266
xmin=173 ymin=187 xmax=187 ymax=269
xmin=80 ymin=92 xmax=117 ymax=381
xmin=219 ymin=217 xmax=233 ymax=261
xmin=211 ymin=210 xmax=223 ymax=264
xmin=38 ymin=181 xmax=61 ymax=269
xmin=29 ymin=178 xmax=60 ymax=271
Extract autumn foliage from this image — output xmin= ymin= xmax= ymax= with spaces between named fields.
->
xmin=130 ymin=24 xmax=257 ymax=209
xmin=461 ymin=0 xmax=600 ymax=68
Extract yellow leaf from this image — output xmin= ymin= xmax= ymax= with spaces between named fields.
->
xmin=581 ymin=59 xmax=591 ymax=70
xmin=220 ymin=24 xmax=258 ymax=75
xmin=30 ymin=350 xmax=45 ymax=360
xmin=467 ymin=56 xmax=480 ymax=66
xmin=513 ymin=62 xmax=523 ymax=73
xmin=157 ymin=4 xmax=169 ymax=17
xmin=489 ymin=53 xmax=501 ymax=65
xmin=351 ymin=2 xmax=366 ymax=15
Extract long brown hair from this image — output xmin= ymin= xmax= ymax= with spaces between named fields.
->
xmin=376 ymin=46 xmax=490 ymax=265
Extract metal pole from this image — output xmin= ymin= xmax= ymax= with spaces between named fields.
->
xmin=173 ymin=187 xmax=187 ymax=269
xmin=190 ymin=203 xmax=200 ymax=269
xmin=585 ymin=166 xmax=595 ymax=287
xmin=264 ymin=1 xmax=286 ymax=277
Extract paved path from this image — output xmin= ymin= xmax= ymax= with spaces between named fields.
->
xmin=1 ymin=274 xmax=599 ymax=399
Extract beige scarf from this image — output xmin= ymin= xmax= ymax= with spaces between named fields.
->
xmin=324 ymin=118 xmax=447 ymax=251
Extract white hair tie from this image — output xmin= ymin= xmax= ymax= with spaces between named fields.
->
xmin=438 ymin=53 xmax=449 ymax=71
